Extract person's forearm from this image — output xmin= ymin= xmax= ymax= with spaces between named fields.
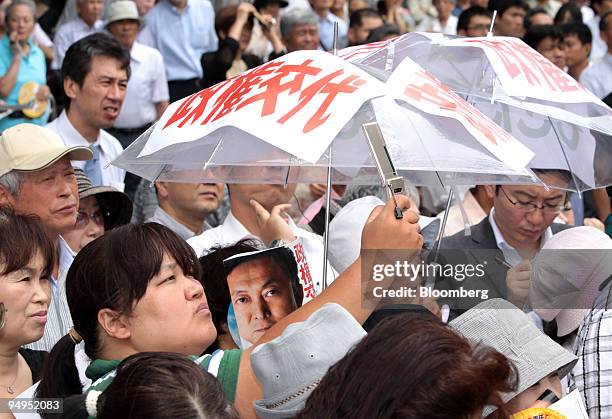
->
xmin=592 ymin=188 xmax=611 ymax=221
xmin=39 ymin=44 xmax=54 ymax=61
xmin=0 ymin=58 xmax=21 ymax=98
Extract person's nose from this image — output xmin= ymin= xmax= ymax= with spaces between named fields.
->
xmin=87 ymin=218 xmax=104 ymax=237
xmin=252 ymin=296 xmax=271 ymax=320
xmin=185 ymin=275 xmax=204 ymax=300
xmin=525 ymin=207 xmax=546 ymax=226
xmin=32 ymin=278 xmax=51 ymax=306
xmin=107 ymin=83 xmax=122 ymax=101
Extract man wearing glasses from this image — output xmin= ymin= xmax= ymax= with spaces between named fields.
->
xmin=433 ymin=170 xmax=571 ymax=315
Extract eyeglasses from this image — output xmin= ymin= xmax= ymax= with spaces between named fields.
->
xmin=467 ymin=24 xmax=490 ymax=31
xmin=499 ymin=187 xmax=569 ymax=214
xmin=75 ymin=210 xmax=105 ymax=229
xmin=0 ymin=303 xmax=6 ymax=330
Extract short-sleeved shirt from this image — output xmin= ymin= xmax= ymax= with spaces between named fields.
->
xmin=0 ymin=36 xmax=47 ymax=132
xmin=143 ymin=0 xmax=218 ymax=81
xmin=51 ymin=17 xmax=104 ymax=70
xmin=113 ymin=42 xmax=169 ymax=129
xmin=84 ymin=349 xmax=242 ymax=407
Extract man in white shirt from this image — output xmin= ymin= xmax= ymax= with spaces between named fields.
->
xmin=581 ymin=10 xmax=612 ymax=99
xmin=309 ymin=0 xmax=348 ymax=50
xmin=105 ymin=1 xmax=169 ymax=197
xmin=51 ymin=0 xmax=104 ymax=70
xmin=416 ymin=0 xmax=458 ymax=34
xmin=586 ymin=0 xmax=612 ymax=62
xmin=188 ymin=181 xmax=336 ymax=295
xmin=47 ymin=33 xmax=128 ymax=191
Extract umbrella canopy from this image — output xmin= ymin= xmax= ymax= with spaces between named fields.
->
xmin=112 ymin=49 xmax=538 ymax=187
xmin=347 ymin=32 xmax=612 ymax=192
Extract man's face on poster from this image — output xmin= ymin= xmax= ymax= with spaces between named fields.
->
xmin=228 ymin=257 xmax=298 ymax=344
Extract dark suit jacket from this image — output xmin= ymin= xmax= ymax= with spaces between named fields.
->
xmin=431 ymin=216 xmax=570 ymax=317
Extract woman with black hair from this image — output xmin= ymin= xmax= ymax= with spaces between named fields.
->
xmin=36 ymin=196 xmax=423 ymax=417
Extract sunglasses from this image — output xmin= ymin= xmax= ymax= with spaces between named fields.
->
xmin=538 ymin=389 xmax=560 ymax=404
xmin=0 ymin=302 xmax=6 ymax=330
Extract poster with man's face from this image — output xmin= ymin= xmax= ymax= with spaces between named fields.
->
xmin=224 ymin=247 xmax=301 ymax=347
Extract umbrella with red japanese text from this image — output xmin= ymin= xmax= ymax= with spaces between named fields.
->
xmin=347 ymin=33 xmax=612 ymax=192
xmin=113 ymin=49 xmax=537 ymax=188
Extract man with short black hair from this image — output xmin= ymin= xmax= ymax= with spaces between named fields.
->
xmin=347 ymin=8 xmax=383 ymax=46
xmin=561 ymin=21 xmax=592 ymax=80
xmin=523 ymin=7 xmax=553 ymax=29
xmin=47 ymin=33 xmax=129 ymax=192
xmin=488 ymin=0 xmax=528 ymax=37
xmin=523 ymin=24 xmax=566 ymax=69
xmin=457 ymin=5 xmax=492 ymax=36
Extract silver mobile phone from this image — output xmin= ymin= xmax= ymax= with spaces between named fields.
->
xmin=362 ymin=122 xmax=405 ymax=219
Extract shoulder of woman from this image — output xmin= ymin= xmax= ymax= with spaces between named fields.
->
xmin=18 ymin=348 xmax=49 ymax=381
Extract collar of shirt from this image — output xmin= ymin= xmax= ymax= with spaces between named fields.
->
xmin=150 ymin=206 xmax=209 ymax=240
xmin=53 ymin=110 xmax=114 ymax=156
xmin=488 ymin=208 xmax=552 ymax=267
xmin=130 ymin=41 xmax=147 ymax=63
xmin=163 ymin=0 xmax=191 ymax=15
xmin=75 ymin=16 xmax=105 ymax=31
xmin=51 ymin=236 xmax=76 ymax=291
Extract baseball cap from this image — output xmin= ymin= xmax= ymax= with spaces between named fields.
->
xmin=0 ymin=124 xmax=92 ymax=177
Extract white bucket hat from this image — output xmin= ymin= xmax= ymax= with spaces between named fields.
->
xmin=529 ymin=226 xmax=612 ymax=336
xmin=250 ymin=303 xmax=366 ymax=418
xmin=105 ymin=1 xmax=141 ymax=28
xmin=450 ymin=298 xmax=578 ymax=416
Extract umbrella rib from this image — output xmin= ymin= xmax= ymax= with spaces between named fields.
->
xmin=547 ymin=115 xmax=582 ymax=195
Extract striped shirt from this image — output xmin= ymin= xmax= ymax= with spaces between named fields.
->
xmin=24 ymin=237 xmax=75 ymax=351
xmin=568 ymin=278 xmax=612 ymax=418
xmin=84 ymin=349 xmax=242 ymax=415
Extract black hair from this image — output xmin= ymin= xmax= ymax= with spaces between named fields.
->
xmin=487 ymin=0 xmax=527 ymax=16
xmin=522 ymin=24 xmax=564 ymax=50
xmin=600 ymin=10 xmax=612 ymax=32
xmin=61 ymin=33 xmax=131 ymax=107
xmin=349 ymin=7 xmax=382 ymax=28
xmin=524 ymin=7 xmax=551 ymax=30
xmin=560 ymin=21 xmax=592 ymax=45
xmin=36 ymin=223 xmax=202 ymax=401
xmin=198 ymin=239 xmax=261 ymax=353
xmin=554 ymin=2 xmax=583 ymax=25
xmin=366 ymin=23 xmax=400 ymax=42
xmin=457 ymin=6 xmax=492 ymax=32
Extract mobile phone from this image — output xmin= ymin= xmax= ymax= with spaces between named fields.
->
xmin=362 ymin=122 xmax=405 ymax=219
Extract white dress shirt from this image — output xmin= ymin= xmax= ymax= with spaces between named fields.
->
xmin=416 ymin=15 xmax=458 ymax=35
xmin=47 ymin=111 xmax=126 ymax=191
xmin=580 ymin=53 xmax=612 ymax=99
xmin=114 ymin=42 xmax=169 ymax=129
xmin=187 ymin=211 xmax=336 ymax=294
xmin=52 ymin=17 xmax=105 ymax=70
xmin=586 ymin=16 xmax=607 ymax=63
xmin=488 ymin=209 xmax=553 ymax=267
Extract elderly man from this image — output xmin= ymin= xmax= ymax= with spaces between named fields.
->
xmin=434 ymin=170 xmax=571 ymax=315
xmin=47 ymin=33 xmax=129 ymax=192
xmin=105 ymin=1 xmax=169 ymax=198
xmin=147 ymin=181 xmax=224 ymax=240
xmin=51 ymin=0 xmax=104 ymax=70
xmin=142 ymin=0 xmax=217 ymax=102
xmin=269 ymin=8 xmax=319 ymax=60
xmin=0 ymin=123 xmax=92 ymax=350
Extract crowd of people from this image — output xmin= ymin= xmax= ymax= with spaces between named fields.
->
xmin=0 ymin=0 xmax=611 ymax=416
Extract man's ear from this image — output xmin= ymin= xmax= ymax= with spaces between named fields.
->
xmin=155 ymin=181 xmax=169 ymax=199
xmin=98 ymin=308 xmax=132 ymax=340
xmin=63 ymin=77 xmax=80 ymax=102
xmin=483 ymin=185 xmax=496 ymax=199
xmin=0 ymin=185 xmax=15 ymax=207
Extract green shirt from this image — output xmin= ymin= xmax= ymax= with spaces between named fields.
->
xmin=84 ymin=349 xmax=242 ymax=414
